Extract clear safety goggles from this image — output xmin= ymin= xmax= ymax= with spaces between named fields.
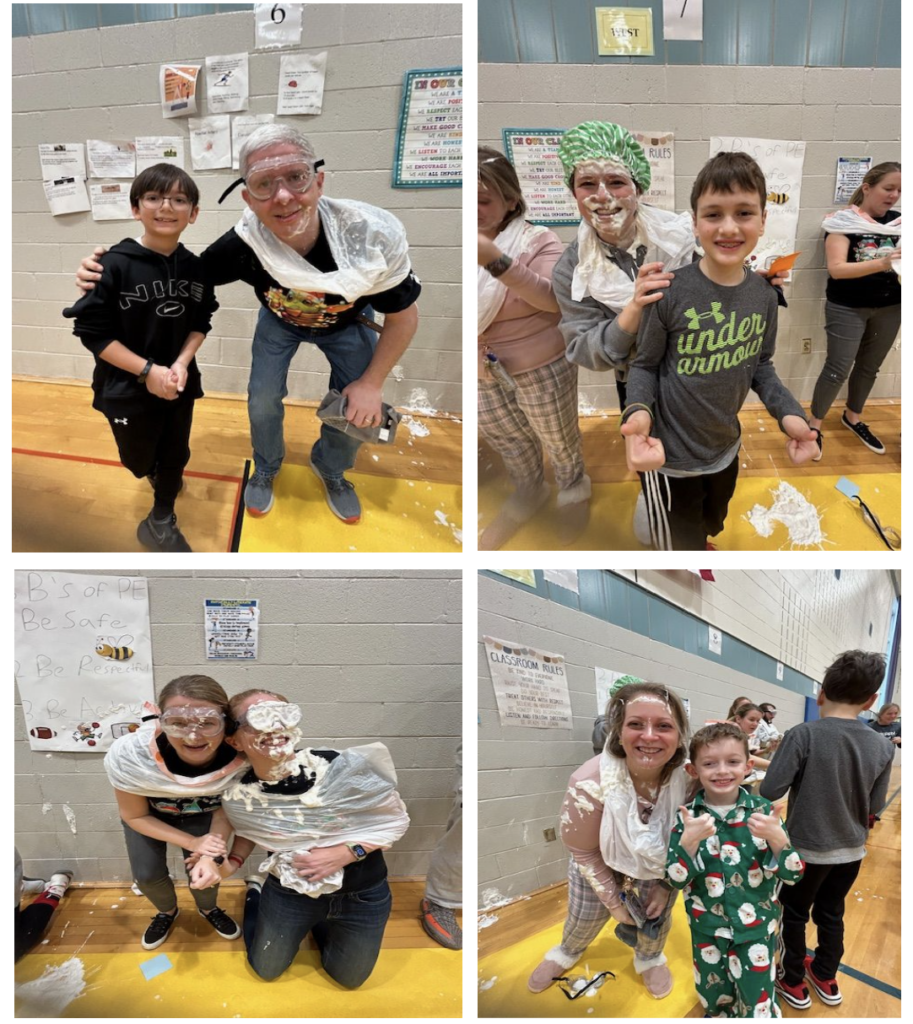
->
xmin=218 ymin=157 xmax=324 ymax=205
xmin=237 ymin=700 xmax=302 ymax=732
xmin=160 ymin=706 xmax=225 ymax=738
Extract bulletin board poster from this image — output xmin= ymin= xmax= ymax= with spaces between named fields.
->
xmin=14 ymin=571 xmax=154 ymax=752
xmin=631 ymin=131 xmax=675 ymax=211
xmin=502 ymin=129 xmax=579 ymax=226
xmin=709 ymin=136 xmax=806 ymax=269
xmin=484 ymin=636 xmax=572 ymax=729
xmin=205 ymin=600 xmax=259 ymax=660
xmin=393 ymin=68 xmax=462 ymax=188
xmin=835 ymin=156 xmax=872 ymax=205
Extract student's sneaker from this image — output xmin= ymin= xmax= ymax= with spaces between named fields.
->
xmin=45 ymin=871 xmax=74 ymax=899
xmin=245 ymin=874 xmax=265 ymax=893
xmin=142 ymin=908 xmax=179 ymax=950
xmin=21 ymin=876 xmax=48 ymax=895
xmin=137 ymin=512 xmax=192 ymax=552
xmin=842 ymin=412 xmax=885 ymax=453
xmin=199 ymin=906 xmax=241 ymax=940
xmin=804 ymin=955 xmax=842 ymax=1005
xmin=420 ymin=897 xmax=462 ymax=950
xmin=244 ymin=470 xmax=276 ymax=516
xmin=813 ymin=430 xmax=823 ymax=462
xmin=310 ymin=458 xmax=361 ymax=523
xmin=774 ymin=975 xmax=812 ymax=1010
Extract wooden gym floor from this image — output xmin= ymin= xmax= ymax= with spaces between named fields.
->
xmin=479 ymin=765 xmax=901 ymax=1018
xmin=12 ymin=379 xmax=462 ymax=553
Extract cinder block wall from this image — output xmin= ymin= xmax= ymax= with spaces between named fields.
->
xmin=13 ymin=5 xmax=462 ymax=412
xmin=15 ymin=569 xmax=462 ymax=886
xmin=479 ymin=62 xmax=901 ymax=410
xmin=478 ymin=569 xmax=895 ymax=906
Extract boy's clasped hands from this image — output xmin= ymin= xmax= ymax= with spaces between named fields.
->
xmin=145 ymin=361 xmax=190 ymax=401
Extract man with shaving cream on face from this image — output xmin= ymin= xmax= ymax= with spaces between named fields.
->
xmin=188 ymin=689 xmax=410 ymax=986
xmin=552 ymin=122 xmax=787 ymax=545
xmin=75 ymin=125 xmax=421 ymax=526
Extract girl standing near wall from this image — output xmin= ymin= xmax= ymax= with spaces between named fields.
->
xmin=478 ymin=147 xmax=590 ymax=550
xmin=809 ymin=162 xmax=901 ymax=458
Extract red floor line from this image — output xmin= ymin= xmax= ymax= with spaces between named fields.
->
xmin=13 ymin=447 xmax=243 ymax=483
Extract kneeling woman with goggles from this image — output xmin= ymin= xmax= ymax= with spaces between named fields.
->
xmin=188 ymin=689 xmax=410 ymax=987
xmin=103 ymin=675 xmax=249 ymax=949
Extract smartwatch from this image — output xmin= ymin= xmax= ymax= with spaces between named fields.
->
xmin=484 ymin=253 xmax=513 ymax=278
xmin=348 ymin=844 xmax=368 ymax=861
xmin=137 ymin=358 xmax=154 ymax=384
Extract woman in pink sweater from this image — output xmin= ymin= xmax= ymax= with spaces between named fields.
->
xmin=528 ymin=681 xmax=694 ymax=1000
xmin=478 ymin=147 xmax=589 ymax=550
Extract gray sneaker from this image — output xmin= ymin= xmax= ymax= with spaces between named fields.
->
xmin=245 ymin=469 xmax=275 ymax=516
xmin=310 ymin=458 xmax=361 ymax=523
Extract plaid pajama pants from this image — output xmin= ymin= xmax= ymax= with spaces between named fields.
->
xmin=478 ymin=355 xmax=584 ymax=494
xmin=558 ymin=858 xmax=678 ymax=965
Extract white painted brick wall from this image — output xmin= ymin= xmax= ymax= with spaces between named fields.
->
xmin=480 ymin=62 xmax=901 ymax=410
xmin=13 ymin=6 xmax=462 ymax=413
xmin=15 ymin=569 xmax=461 ymax=885
xmin=477 ymin=569 xmax=894 ymax=906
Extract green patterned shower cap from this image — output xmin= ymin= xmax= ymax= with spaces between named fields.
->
xmin=610 ymin=674 xmax=645 ymax=697
xmin=557 ymin=121 xmax=651 ymax=191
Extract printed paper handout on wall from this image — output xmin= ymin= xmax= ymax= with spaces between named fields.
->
xmin=205 ymin=600 xmax=260 ymax=659
xmin=14 ymin=571 xmax=155 ymax=752
xmin=484 ymin=636 xmax=572 ymax=728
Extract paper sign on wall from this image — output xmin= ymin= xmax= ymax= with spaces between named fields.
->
xmin=43 ymin=177 xmax=91 ymax=216
xmin=709 ymin=136 xmax=806 ymax=270
xmin=231 ymin=113 xmax=275 ymax=169
xmin=776 ymin=661 xmax=784 ymax=681
xmin=205 ymin=53 xmax=250 ymax=113
xmin=38 ymin=143 xmax=87 ymax=180
xmin=277 ymin=51 xmax=327 ymax=115
xmin=86 ymin=140 xmax=136 ymax=179
xmin=544 ymin=570 xmax=579 ymax=593
xmin=89 ymin=182 xmax=133 ymax=220
xmin=255 ymin=2 xmax=303 ymax=49
xmin=205 ymin=600 xmax=259 ymax=659
xmin=492 ymin=570 xmax=536 ymax=586
xmin=835 ymin=157 xmax=872 ymax=205
xmin=663 ymin=0 xmax=703 ymax=40
xmin=160 ymin=64 xmax=201 ymax=118
xmin=631 ymin=131 xmax=676 ymax=211
xmin=709 ymin=626 xmax=722 ymax=655
xmin=15 ymin=571 xmax=155 ymax=752
xmin=595 ymin=667 xmax=625 ymax=714
xmin=135 ymin=137 xmax=185 ymax=172
xmin=189 ymin=116 xmax=232 ymax=170
xmin=485 ymin=636 xmax=572 ymax=728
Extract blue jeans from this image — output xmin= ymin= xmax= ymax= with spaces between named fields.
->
xmin=248 ymin=307 xmax=378 ymax=478
xmin=244 ymin=875 xmax=392 ymax=986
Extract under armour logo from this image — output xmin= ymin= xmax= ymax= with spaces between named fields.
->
xmin=114 ymin=417 xmax=128 ymax=425
xmin=684 ymin=302 xmax=725 ymax=330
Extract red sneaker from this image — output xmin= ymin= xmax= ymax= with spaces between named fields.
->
xmin=775 ymin=975 xmax=812 ymax=1010
xmin=805 ymin=956 xmax=842 ymax=1005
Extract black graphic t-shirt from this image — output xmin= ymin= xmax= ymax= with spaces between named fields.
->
xmin=146 ymin=735 xmax=239 ymax=817
xmin=825 ymin=208 xmax=901 ymax=308
xmin=201 ymin=216 xmax=421 ymax=333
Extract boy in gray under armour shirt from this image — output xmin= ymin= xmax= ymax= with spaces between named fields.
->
xmin=621 ymin=152 xmax=819 ymax=549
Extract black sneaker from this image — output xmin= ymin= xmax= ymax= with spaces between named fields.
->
xmin=812 ymin=429 xmax=823 ymax=462
xmin=142 ymin=909 xmax=179 ymax=950
xmin=199 ymin=906 xmax=241 ymax=940
xmin=842 ymin=412 xmax=885 ymax=453
xmin=137 ymin=512 xmax=193 ymax=552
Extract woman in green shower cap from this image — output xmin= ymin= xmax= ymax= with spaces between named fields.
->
xmin=552 ymin=121 xmax=786 ymax=545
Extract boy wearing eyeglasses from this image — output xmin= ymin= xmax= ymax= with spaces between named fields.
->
xmin=63 ymin=163 xmax=217 ymax=552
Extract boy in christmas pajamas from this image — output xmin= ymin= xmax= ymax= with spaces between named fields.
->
xmin=667 ymin=723 xmax=804 ymax=1017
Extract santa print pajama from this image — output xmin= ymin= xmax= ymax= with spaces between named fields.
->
xmin=692 ymin=931 xmax=780 ymax=1018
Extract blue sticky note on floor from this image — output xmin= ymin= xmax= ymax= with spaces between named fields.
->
xmin=835 ymin=476 xmax=860 ymax=500
xmin=140 ymin=953 xmax=173 ymax=981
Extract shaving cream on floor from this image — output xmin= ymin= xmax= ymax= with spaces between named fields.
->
xmin=15 ymin=958 xmax=87 ymax=1017
xmin=746 ymin=481 xmax=827 ymax=549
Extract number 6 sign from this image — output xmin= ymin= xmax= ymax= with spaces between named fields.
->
xmin=255 ymin=2 xmax=303 ymax=49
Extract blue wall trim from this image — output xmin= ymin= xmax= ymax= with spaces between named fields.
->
xmin=481 ymin=570 xmax=819 ymax=696
xmin=13 ymin=4 xmax=253 ymax=37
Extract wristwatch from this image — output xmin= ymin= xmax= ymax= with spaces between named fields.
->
xmin=137 ymin=358 xmax=154 ymax=384
xmin=484 ymin=253 xmax=513 ymax=278
xmin=347 ymin=844 xmax=368 ymax=861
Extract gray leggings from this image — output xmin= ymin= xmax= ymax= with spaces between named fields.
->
xmin=122 ymin=811 xmax=219 ymax=914
xmin=811 ymin=300 xmax=901 ymax=420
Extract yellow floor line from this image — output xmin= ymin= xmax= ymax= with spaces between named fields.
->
xmin=16 ymin=948 xmax=461 ymax=1018
xmin=479 ymin=473 xmax=899 ymax=550
xmin=239 ymin=464 xmax=462 ymax=552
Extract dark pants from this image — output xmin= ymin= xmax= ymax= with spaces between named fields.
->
xmin=244 ymin=874 xmax=392 ymax=986
xmin=15 ymin=896 xmax=59 ymax=962
xmin=777 ymin=858 xmax=862 ymax=984
xmin=640 ymin=457 xmax=740 ymax=550
xmin=121 ymin=811 xmax=219 ymax=914
xmin=106 ymin=395 xmax=195 ymax=509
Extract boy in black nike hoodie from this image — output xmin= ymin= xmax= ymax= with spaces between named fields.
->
xmin=63 ymin=164 xmax=217 ymax=551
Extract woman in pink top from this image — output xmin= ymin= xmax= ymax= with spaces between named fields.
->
xmin=478 ymin=147 xmax=589 ymax=550
xmin=528 ymin=681 xmax=693 ymax=1000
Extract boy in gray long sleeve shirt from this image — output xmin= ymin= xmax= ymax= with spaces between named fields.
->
xmin=759 ymin=650 xmax=894 ymax=1010
xmin=621 ymin=152 xmax=819 ymax=550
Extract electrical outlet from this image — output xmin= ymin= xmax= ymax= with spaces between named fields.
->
xmin=543 ymin=827 xmax=557 ymax=842
xmin=802 ymin=338 xmax=811 ymax=354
